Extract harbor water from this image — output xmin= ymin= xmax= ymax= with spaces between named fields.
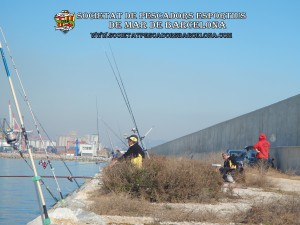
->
xmin=0 ymin=157 xmax=106 ymax=225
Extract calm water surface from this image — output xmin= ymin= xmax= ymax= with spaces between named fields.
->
xmin=0 ymin=157 xmax=106 ymax=225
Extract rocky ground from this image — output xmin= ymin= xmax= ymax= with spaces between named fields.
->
xmin=27 ymin=170 xmax=300 ymax=225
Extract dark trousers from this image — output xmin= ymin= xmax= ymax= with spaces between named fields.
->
xmin=219 ymin=167 xmax=235 ymax=182
xmin=256 ymin=158 xmax=269 ymax=171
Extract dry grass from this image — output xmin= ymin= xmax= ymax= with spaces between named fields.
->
xmin=231 ymin=196 xmax=300 ymax=225
xmin=89 ymin=193 xmax=221 ymax=223
xmin=87 ymin=154 xmax=300 ymax=224
xmin=243 ymin=166 xmax=274 ymax=189
xmin=102 ymin=155 xmax=224 ymax=203
xmin=89 ymin=155 xmax=226 ymax=223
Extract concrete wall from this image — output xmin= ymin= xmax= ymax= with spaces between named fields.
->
xmin=271 ymin=147 xmax=300 ymax=174
xmin=150 ymin=94 xmax=300 ymax=173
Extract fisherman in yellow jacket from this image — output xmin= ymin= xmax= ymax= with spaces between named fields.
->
xmin=121 ymin=134 xmax=145 ymax=168
xmin=219 ymin=152 xmax=238 ymax=183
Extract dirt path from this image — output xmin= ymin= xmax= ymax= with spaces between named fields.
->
xmin=269 ymin=176 xmax=300 ymax=193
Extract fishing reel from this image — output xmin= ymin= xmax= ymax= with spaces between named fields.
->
xmin=1 ymin=119 xmax=21 ymax=149
xmin=4 ymin=129 xmax=20 ymax=150
xmin=5 ymin=131 xmax=17 ymax=144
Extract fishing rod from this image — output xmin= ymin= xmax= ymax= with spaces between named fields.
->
xmin=1 ymin=28 xmax=80 ymax=189
xmin=0 ymin=41 xmax=51 ymax=225
xmin=108 ymin=45 xmax=138 ymax=135
xmin=105 ymin=51 xmax=138 ymax=138
xmin=142 ymin=127 xmax=153 ymax=140
xmin=8 ymin=100 xmax=13 ymax=128
xmin=110 ymin=50 xmax=149 ymax=156
xmin=0 ymin=175 xmax=94 ymax=179
xmin=96 ymin=97 xmax=101 ymax=153
xmin=104 ymin=46 xmax=149 ymax=158
xmin=0 ymin=117 xmax=58 ymax=203
xmin=109 ymin=44 xmax=144 ymax=147
xmin=0 ymin=27 xmax=64 ymax=200
xmin=140 ymin=126 xmax=154 ymax=150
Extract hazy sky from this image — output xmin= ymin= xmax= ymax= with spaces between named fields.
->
xmin=0 ymin=0 xmax=299 ymax=149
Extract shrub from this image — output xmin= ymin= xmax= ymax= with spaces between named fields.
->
xmin=101 ymin=155 xmax=224 ymax=203
xmin=243 ymin=166 xmax=274 ymax=188
xmin=232 ymin=196 xmax=300 ymax=225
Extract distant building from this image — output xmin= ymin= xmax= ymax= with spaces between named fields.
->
xmin=67 ymin=148 xmax=75 ymax=156
xmin=84 ymin=134 xmax=99 ymax=145
xmin=79 ymin=144 xmax=97 ymax=157
xmin=56 ymin=146 xmax=67 ymax=155
xmin=58 ymin=135 xmax=69 ymax=147
xmin=58 ymin=132 xmax=102 ymax=156
xmin=0 ymin=138 xmax=13 ymax=151
xmin=28 ymin=138 xmax=56 ymax=151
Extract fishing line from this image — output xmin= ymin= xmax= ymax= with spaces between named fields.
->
xmin=19 ymin=152 xmax=59 ymax=202
xmin=33 ymin=116 xmax=81 ymax=188
xmin=96 ymin=95 xmax=127 ymax=147
xmin=0 ymin=27 xmax=64 ymax=200
xmin=105 ymin=126 xmax=115 ymax=154
xmin=20 ymin=101 xmax=80 ymax=189
xmin=0 ymin=40 xmax=51 ymax=225
xmin=100 ymin=118 xmax=127 ymax=147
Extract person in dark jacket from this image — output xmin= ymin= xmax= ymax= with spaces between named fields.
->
xmin=121 ymin=134 xmax=145 ymax=168
xmin=219 ymin=152 xmax=238 ymax=183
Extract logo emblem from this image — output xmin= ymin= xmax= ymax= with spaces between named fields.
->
xmin=54 ymin=10 xmax=75 ymax=33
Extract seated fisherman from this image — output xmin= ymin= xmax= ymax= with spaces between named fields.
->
xmin=219 ymin=152 xmax=238 ymax=183
xmin=120 ymin=134 xmax=145 ymax=168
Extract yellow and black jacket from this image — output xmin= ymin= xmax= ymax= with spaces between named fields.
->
xmin=122 ymin=143 xmax=145 ymax=168
xmin=223 ymin=156 xmax=237 ymax=170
